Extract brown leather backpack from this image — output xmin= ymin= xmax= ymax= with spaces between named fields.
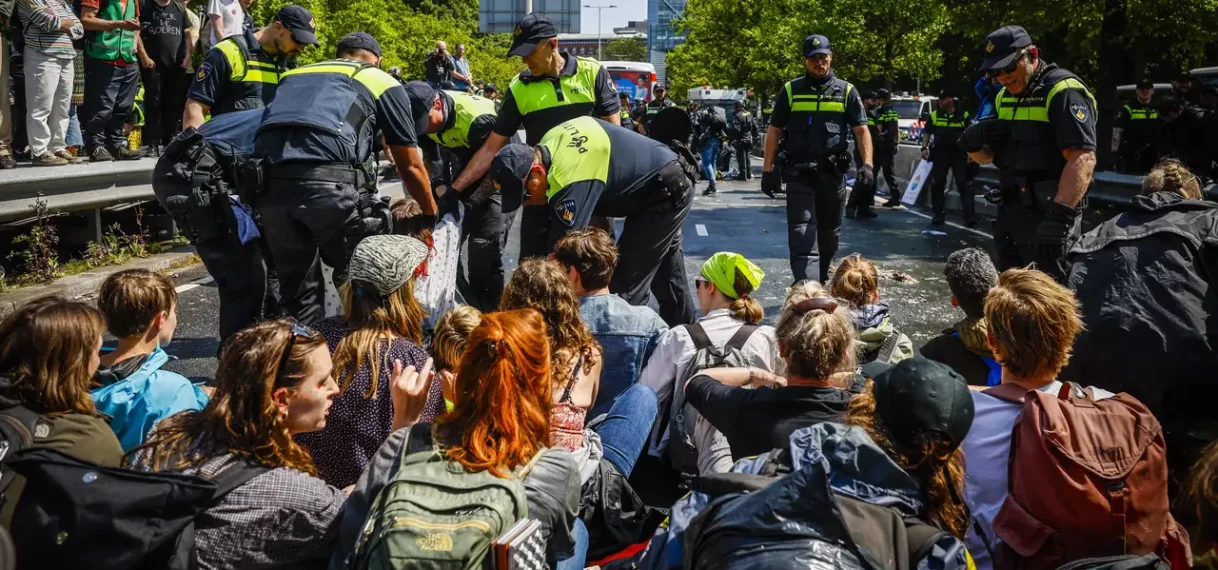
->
xmin=982 ymin=382 xmax=1190 ymax=570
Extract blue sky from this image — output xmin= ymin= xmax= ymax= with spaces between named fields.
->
xmin=579 ymin=0 xmax=646 ymax=34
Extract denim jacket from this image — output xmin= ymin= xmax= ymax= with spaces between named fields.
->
xmin=580 ymin=293 xmax=668 ymax=418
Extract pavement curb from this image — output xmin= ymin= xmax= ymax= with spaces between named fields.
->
xmin=0 ymin=248 xmax=201 ymax=316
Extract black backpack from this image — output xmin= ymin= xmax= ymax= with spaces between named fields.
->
xmin=1055 ymin=554 xmax=1171 ymax=570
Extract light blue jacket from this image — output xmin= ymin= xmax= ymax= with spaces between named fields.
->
xmin=91 ymin=346 xmax=209 ymax=452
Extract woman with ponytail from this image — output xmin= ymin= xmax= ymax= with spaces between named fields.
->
xmin=830 ymin=253 xmax=914 ymax=365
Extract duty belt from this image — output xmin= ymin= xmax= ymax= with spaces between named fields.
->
xmin=266 ymin=163 xmax=368 ymax=187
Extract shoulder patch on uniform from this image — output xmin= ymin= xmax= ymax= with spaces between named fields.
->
xmin=1070 ymin=102 xmax=1088 ymax=123
xmin=555 ymin=198 xmax=577 ymax=226
xmin=197 ymin=61 xmax=212 ymax=82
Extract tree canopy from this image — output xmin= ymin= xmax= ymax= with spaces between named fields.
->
xmin=603 ymin=36 xmax=647 ymax=62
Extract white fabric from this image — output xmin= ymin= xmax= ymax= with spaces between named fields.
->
xmin=23 ymin=47 xmax=73 ymax=156
xmin=902 ymin=159 xmax=932 ymax=206
xmin=206 ymin=0 xmax=243 ymax=46
xmin=414 ymin=212 xmax=461 ymax=327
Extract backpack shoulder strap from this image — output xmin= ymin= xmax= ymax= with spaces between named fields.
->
xmin=904 ymin=519 xmax=950 ymax=565
xmin=982 ymin=382 xmax=1029 ymax=404
xmin=210 ymin=459 xmax=272 ymax=502
xmin=513 ymin=447 xmax=549 ymax=480
xmin=0 ymin=405 xmax=39 ymax=452
xmin=683 ymin=323 xmax=713 ymax=351
xmin=876 ymin=332 xmax=901 ymax=364
xmin=404 ymin=422 xmax=435 ymax=457
xmin=725 ymin=324 xmax=759 ymax=352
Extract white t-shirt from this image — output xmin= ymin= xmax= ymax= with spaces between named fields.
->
xmin=206 ymin=0 xmax=243 ymax=46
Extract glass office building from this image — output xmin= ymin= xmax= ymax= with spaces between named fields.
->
xmin=647 ymin=0 xmax=686 ymax=83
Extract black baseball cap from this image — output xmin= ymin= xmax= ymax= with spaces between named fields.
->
xmin=938 ymin=88 xmax=956 ymax=99
xmin=401 ymin=81 xmax=438 ymax=135
xmin=803 ymin=34 xmax=831 ymax=57
xmin=655 ymin=84 xmax=667 ymax=92
xmin=619 ymin=91 xmax=630 ymax=99
xmin=978 ymin=25 xmax=1032 ymax=73
xmin=1176 ymin=70 xmax=1193 ymax=81
xmin=508 ymin=13 xmax=557 ymax=58
xmin=276 ymin=4 xmax=318 ymax=46
xmin=875 ymin=88 xmax=890 ymax=99
xmin=862 ymin=90 xmax=876 ymax=100
xmin=484 ymin=82 xmax=498 ymax=92
xmin=336 ymin=32 xmax=381 ymax=58
xmin=490 ymin=144 xmax=536 ymax=214
xmin=1136 ymin=80 xmax=1154 ymax=90
xmin=872 ymin=358 xmax=975 ymax=456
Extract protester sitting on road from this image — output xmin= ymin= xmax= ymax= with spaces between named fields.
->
xmin=295 ymin=235 xmax=441 ymax=489
xmin=830 ymin=254 xmax=914 ymax=365
xmin=920 ymin=248 xmax=1000 ymax=386
xmin=333 ymin=309 xmax=581 ymax=569
xmin=0 ymin=296 xmax=124 ymax=528
xmin=432 ymin=305 xmax=482 ymax=411
xmin=1186 ymin=441 xmax=1218 ymax=568
xmin=92 ymin=269 xmax=208 ymax=452
xmin=554 ymin=228 xmax=668 ymax=418
xmin=687 ymin=280 xmax=862 ymax=462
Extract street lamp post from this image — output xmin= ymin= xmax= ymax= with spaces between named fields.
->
xmin=582 ymin=3 xmax=617 ymax=60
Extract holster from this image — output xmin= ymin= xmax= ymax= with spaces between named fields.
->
xmin=234 ymin=157 xmax=266 ymax=206
xmin=353 ymin=191 xmax=392 ymax=237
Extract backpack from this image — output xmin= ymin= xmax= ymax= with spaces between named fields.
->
xmin=0 ymin=405 xmax=39 ymax=504
xmin=659 ymin=323 xmax=758 ymax=475
xmin=645 ymin=106 xmax=701 ymax=185
xmin=1054 ymin=554 xmax=1170 ymax=570
xmin=981 ymin=382 xmax=1191 ymax=570
xmin=349 ymin=424 xmax=543 ymax=570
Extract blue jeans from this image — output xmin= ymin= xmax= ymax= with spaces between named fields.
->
xmin=592 ymin=384 xmax=659 ymax=477
xmin=700 ymin=137 xmax=721 ymax=189
xmin=66 ymin=104 xmax=81 ymax=148
xmin=555 ymin=518 xmax=588 ymax=570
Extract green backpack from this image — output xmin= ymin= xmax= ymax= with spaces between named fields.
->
xmin=350 ymin=425 xmax=545 ymax=569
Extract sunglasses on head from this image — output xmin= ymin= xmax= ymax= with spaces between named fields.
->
xmin=275 ymin=319 xmax=317 ymax=383
xmin=986 ymin=48 xmax=1029 ymax=78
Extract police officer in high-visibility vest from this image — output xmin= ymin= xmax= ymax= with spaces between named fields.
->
xmin=404 ymin=81 xmax=514 ymax=311
xmin=642 ymin=84 xmax=676 ymax=133
xmin=962 ymin=25 xmax=1097 ymax=281
xmin=252 ymin=33 xmax=437 ymax=325
xmin=444 ymin=13 xmax=620 ymax=262
xmin=762 ymin=35 xmax=873 ymax=284
xmin=873 ymin=88 xmax=902 ymax=206
xmin=182 ymin=4 xmax=315 ymax=129
xmin=1112 ymin=80 xmax=1160 ymax=174
xmin=618 ymin=91 xmax=637 ymax=132
xmin=490 ymin=116 xmax=695 ymax=325
xmin=919 ymin=89 xmax=975 ymax=226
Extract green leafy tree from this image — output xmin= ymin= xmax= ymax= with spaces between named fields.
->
xmin=603 ymin=36 xmax=647 ymax=62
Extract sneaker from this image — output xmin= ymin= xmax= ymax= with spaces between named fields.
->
xmin=89 ymin=147 xmax=114 ymax=162
xmin=702 ymin=186 xmax=718 ymax=197
xmin=108 ymin=146 xmax=141 ymax=161
xmin=931 ymin=216 xmax=946 ymax=226
xmin=0 ymin=154 xmax=14 ymax=169
xmin=54 ymin=149 xmax=84 ymax=164
xmin=32 ymin=153 xmax=69 ymax=167
xmin=857 ymin=209 xmax=878 ymax=219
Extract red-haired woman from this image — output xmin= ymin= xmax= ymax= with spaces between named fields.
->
xmin=333 ymin=309 xmax=581 ymax=569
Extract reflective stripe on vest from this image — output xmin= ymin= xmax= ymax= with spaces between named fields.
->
xmin=1124 ymin=104 xmax=1159 ymax=120
xmin=995 ymin=77 xmax=1096 ymax=122
xmin=930 ymin=110 xmax=969 ymax=128
xmin=785 ymin=81 xmax=853 ymax=113
xmin=540 ymin=116 xmax=611 ymax=200
xmin=281 ymin=62 xmax=400 ymax=99
xmin=85 ymin=0 xmax=137 ymax=62
xmin=215 ymin=39 xmax=279 ymax=85
xmin=428 ymin=91 xmax=498 ymax=149
xmin=508 ymin=57 xmax=602 ymax=116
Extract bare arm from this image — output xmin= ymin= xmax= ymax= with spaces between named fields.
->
xmin=182 ymin=99 xmax=210 ymax=129
xmin=1055 ymin=149 xmax=1096 ymax=208
xmin=390 ymin=145 xmax=438 ymax=216
xmin=602 ymin=113 xmax=620 ymax=127
xmin=451 ymin=131 xmax=509 ymax=192
xmin=79 ymin=6 xmax=114 ymax=31
xmin=763 ymin=125 xmax=782 ymax=171
xmin=968 ymin=148 xmax=994 ymax=165
xmin=853 ymin=125 xmax=873 ymax=167
xmin=684 ymin=366 xmax=784 ymax=390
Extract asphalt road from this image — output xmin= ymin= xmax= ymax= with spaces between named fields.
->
xmin=157 ymin=178 xmax=992 ymax=383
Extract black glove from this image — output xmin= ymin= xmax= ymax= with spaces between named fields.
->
xmin=761 ymin=170 xmax=781 ymax=198
xmin=856 ymin=164 xmax=875 ymax=192
xmin=960 ymin=121 xmax=988 ymax=154
xmin=1033 ymin=201 xmax=1077 ymax=275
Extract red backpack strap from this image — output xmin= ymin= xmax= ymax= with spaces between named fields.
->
xmin=982 ymin=382 xmax=1030 ymax=404
xmin=1056 ymin=382 xmax=1098 ymax=408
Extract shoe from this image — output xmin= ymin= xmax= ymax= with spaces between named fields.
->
xmin=845 ymin=209 xmax=856 ymax=219
xmin=89 ymin=147 xmax=114 ymax=162
xmin=32 ymin=153 xmax=69 ymax=166
xmin=857 ymin=209 xmax=878 ymax=219
xmin=0 ymin=154 xmax=14 ymax=169
xmin=931 ymin=216 xmax=946 ymax=226
xmin=54 ymin=149 xmax=84 ymax=164
xmin=108 ymin=146 xmax=141 ymax=161
xmin=883 ymin=199 xmax=902 ymax=208
xmin=702 ymin=186 xmax=718 ymax=197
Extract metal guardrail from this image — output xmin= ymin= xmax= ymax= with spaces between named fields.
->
xmin=0 ymin=159 xmax=159 ymax=223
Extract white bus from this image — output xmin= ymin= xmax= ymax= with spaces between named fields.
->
xmin=602 ymin=61 xmax=658 ymax=102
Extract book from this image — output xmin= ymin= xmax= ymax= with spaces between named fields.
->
xmin=492 ymin=519 xmax=546 ymax=570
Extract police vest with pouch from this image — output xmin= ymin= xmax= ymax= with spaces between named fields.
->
xmin=994 ymin=65 xmax=1097 ymax=176
xmin=781 ymin=76 xmax=856 ymax=160
xmin=508 ymin=56 xmax=604 ymax=145
xmin=928 ymin=109 xmax=970 ymax=152
xmin=211 ymin=33 xmax=281 ymax=115
xmin=428 ymin=91 xmax=498 ymax=150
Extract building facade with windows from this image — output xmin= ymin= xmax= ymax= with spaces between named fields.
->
xmin=647 ymin=0 xmax=686 ymax=83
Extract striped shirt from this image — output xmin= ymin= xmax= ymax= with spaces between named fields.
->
xmin=17 ymin=0 xmax=80 ymax=59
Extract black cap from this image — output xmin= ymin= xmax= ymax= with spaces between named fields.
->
xmin=402 ymin=81 xmax=438 ymax=135
xmin=873 ymin=358 xmax=975 ymax=455
xmin=862 ymin=90 xmax=876 ymax=100
xmin=275 ymin=4 xmax=318 ymax=46
xmin=803 ymin=34 xmax=831 ymax=57
xmin=1177 ymin=70 xmax=1193 ymax=81
xmin=978 ymin=25 xmax=1033 ymax=72
xmin=1136 ymin=80 xmax=1154 ymax=90
xmin=336 ymin=32 xmax=381 ymax=58
xmin=484 ymin=82 xmax=497 ymax=92
xmin=508 ymin=13 xmax=557 ymax=58
xmin=655 ymin=84 xmax=666 ymax=93
xmin=619 ymin=91 xmax=630 ymax=99
xmin=490 ymin=144 xmax=535 ymax=214
xmin=938 ymin=88 xmax=956 ymax=99
xmin=875 ymin=88 xmax=890 ymax=99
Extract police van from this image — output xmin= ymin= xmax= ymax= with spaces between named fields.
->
xmin=889 ymin=94 xmax=937 ymax=145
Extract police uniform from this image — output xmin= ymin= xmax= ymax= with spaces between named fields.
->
xmin=1114 ymin=93 xmax=1160 ymax=174
xmin=644 ymin=92 xmax=676 ymax=130
xmin=873 ymin=91 xmax=901 ymax=204
xmin=491 ymin=117 xmax=696 ymax=326
xmin=730 ymin=105 xmax=758 ymax=179
xmin=766 ymin=35 xmax=868 ymax=283
xmin=618 ymin=95 xmax=637 ymax=132
xmin=921 ymin=103 xmax=974 ymax=223
xmin=494 ymin=13 xmax=620 ymax=261
xmin=252 ymin=34 xmax=422 ymax=325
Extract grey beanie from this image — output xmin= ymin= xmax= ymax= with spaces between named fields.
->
xmin=347 ymin=235 xmax=429 ymax=296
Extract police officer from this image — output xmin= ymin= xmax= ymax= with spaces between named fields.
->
xmin=1112 ymin=80 xmax=1160 ymax=175
xmin=405 ymin=81 xmax=512 ymax=311
xmin=642 ymin=84 xmax=677 ymax=132
xmin=873 ymin=88 xmax=902 ymax=206
xmin=847 ymin=90 xmax=881 ymax=218
xmin=962 ymin=25 xmax=1097 ymax=281
xmin=252 ymin=32 xmax=437 ymax=325
xmin=618 ymin=91 xmax=637 ymax=132
xmin=443 ymin=13 xmax=620 ymax=262
xmin=761 ymin=34 xmax=872 ymax=284
xmin=182 ymin=4 xmax=317 ymax=128
xmin=730 ymin=101 xmax=758 ymax=180
xmin=490 ymin=117 xmax=696 ymax=326
xmin=919 ymin=89 xmax=974 ymax=226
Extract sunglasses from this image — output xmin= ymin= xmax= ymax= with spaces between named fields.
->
xmin=986 ymin=49 xmax=1028 ymax=78
xmin=275 ymin=319 xmax=318 ymax=383
xmin=695 ymin=277 xmax=711 ymax=289
xmin=805 ymin=54 xmax=830 ymax=62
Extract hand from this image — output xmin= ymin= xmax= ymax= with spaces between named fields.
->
xmin=856 ymin=164 xmax=875 ymax=192
xmin=760 ymin=170 xmax=781 ymax=199
xmin=750 ymin=368 xmax=786 ymax=388
xmin=59 ymin=19 xmax=76 ymax=31
xmin=920 ymin=149 xmax=929 ymax=161
xmin=117 ymin=18 xmax=141 ymax=31
xmin=1033 ymin=201 xmax=1077 ymax=274
xmin=390 ymin=357 xmax=435 ymax=430
xmin=140 ymin=55 xmax=155 ymax=69
xmin=439 ymin=369 xmax=457 ymax=406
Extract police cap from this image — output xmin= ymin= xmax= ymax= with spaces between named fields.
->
xmin=508 ymin=13 xmax=558 ymax=58
xmin=484 ymin=82 xmax=498 ymax=93
xmin=803 ymin=34 xmax=831 ymax=57
xmin=336 ymin=32 xmax=381 ymax=58
xmin=619 ymin=91 xmax=630 ymax=99
xmin=1177 ymin=70 xmax=1193 ymax=82
xmin=978 ymin=25 xmax=1033 ymax=73
xmin=875 ymin=88 xmax=891 ymax=99
xmin=490 ymin=144 xmax=536 ymax=214
xmin=862 ymin=90 xmax=876 ymax=100
xmin=275 ymin=4 xmax=319 ymax=46
xmin=402 ymin=81 xmax=439 ymax=135
xmin=1136 ymin=80 xmax=1154 ymax=90
xmin=938 ymin=88 xmax=956 ymax=99
xmin=654 ymin=84 xmax=667 ymax=93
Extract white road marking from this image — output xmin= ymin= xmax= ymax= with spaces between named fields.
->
xmin=175 ymin=275 xmax=214 ymax=294
xmin=695 ymin=224 xmax=709 ymax=236
xmin=874 ymin=197 xmax=994 ymax=239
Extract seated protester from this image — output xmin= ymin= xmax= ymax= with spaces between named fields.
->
xmin=641 ymin=358 xmax=975 ymax=570
xmin=830 ymin=254 xmax=914 ymax=365
xmin=1065 ymin=159 xmax=1218 ymax=486
xmin=390 ymin=196 xmax=461 ymax=328
xmin=1187 ymin=441 xmax=1218 ymax=569
xmin=295 ymin=235 xmax=440 ymax=489
xmin=431 ymin=305 xmax=482 ymax=411
xmin=687 ymin=281 xmax=863 ymax=462
xmin=332 ymin=309 xmax=581 ymax=569
xmin=92 ymin=269 xmax=208 ymax=452
xmin=0 ymin=297 xmax=124 ymax=528
xmin=554 ymin=228 xmax=668 ymax=418
xmin=639 ymin=252 xmax=782 ymax=475
xmin=920 ymin=248 xmax=1001 ymax=386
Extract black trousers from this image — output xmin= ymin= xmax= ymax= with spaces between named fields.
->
xmin=733 ymin=142 xmax=752 ymax=179
xmin=458 ymin=192 xmax=513 ymax=311
xmin=786 ymin=171 xmax=848 ymax=283
xmin=259 ymin=178 xmax=367 ymax=326
xmin=875 ymin=146 xmax=900 ymax=199
xmin=992 ymin=179 xmax=1081 ymax=282
xmin=82 ymin=57 xmax=139 ymax=151
xmin=139 ymin=64 xmax=188 ymax=148
xmin=611 ymin=161 xmax=696 ymax=326
xmin=928 ymin=154 xmax=974 ymax=219
xmin=518 ymin=205 xmax=551 ymax=261
xmin=195 ymin=232 xmax=280 ymax=343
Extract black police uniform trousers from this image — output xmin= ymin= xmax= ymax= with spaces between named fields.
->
xmin=194 ymin=231 xmax=280 ymax=343
xmin=785 ymin=169 xmax=849 ymax=283
xmin=733 ymin=141 xmax=753 ymax=179
xmin=993 ymin=177 xmax=1082 ymax=282
xmin=875 ymin=144 xmax=900 ymax=199
xmin=928 ymin=152 xmax=974 ymax=220
xmin=610 ymin=160 xmax=697 ymax=327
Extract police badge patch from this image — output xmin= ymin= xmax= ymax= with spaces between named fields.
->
xmin=1070 ymin=103 xmax=1088 ymax=123
xmin=555 ymin=199 xmax=577 ymax=226
xmin=197 ymin=62 xmax=213 ymax=82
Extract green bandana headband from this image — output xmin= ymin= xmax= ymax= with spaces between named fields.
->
xmin=700 ymin=252 xmax=765 ymax=299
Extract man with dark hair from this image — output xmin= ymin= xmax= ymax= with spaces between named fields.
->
xmin=920 ymin=248 xmax=999 ymax=386
xmin=554 ymin=228 xmax=668 ymax=417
